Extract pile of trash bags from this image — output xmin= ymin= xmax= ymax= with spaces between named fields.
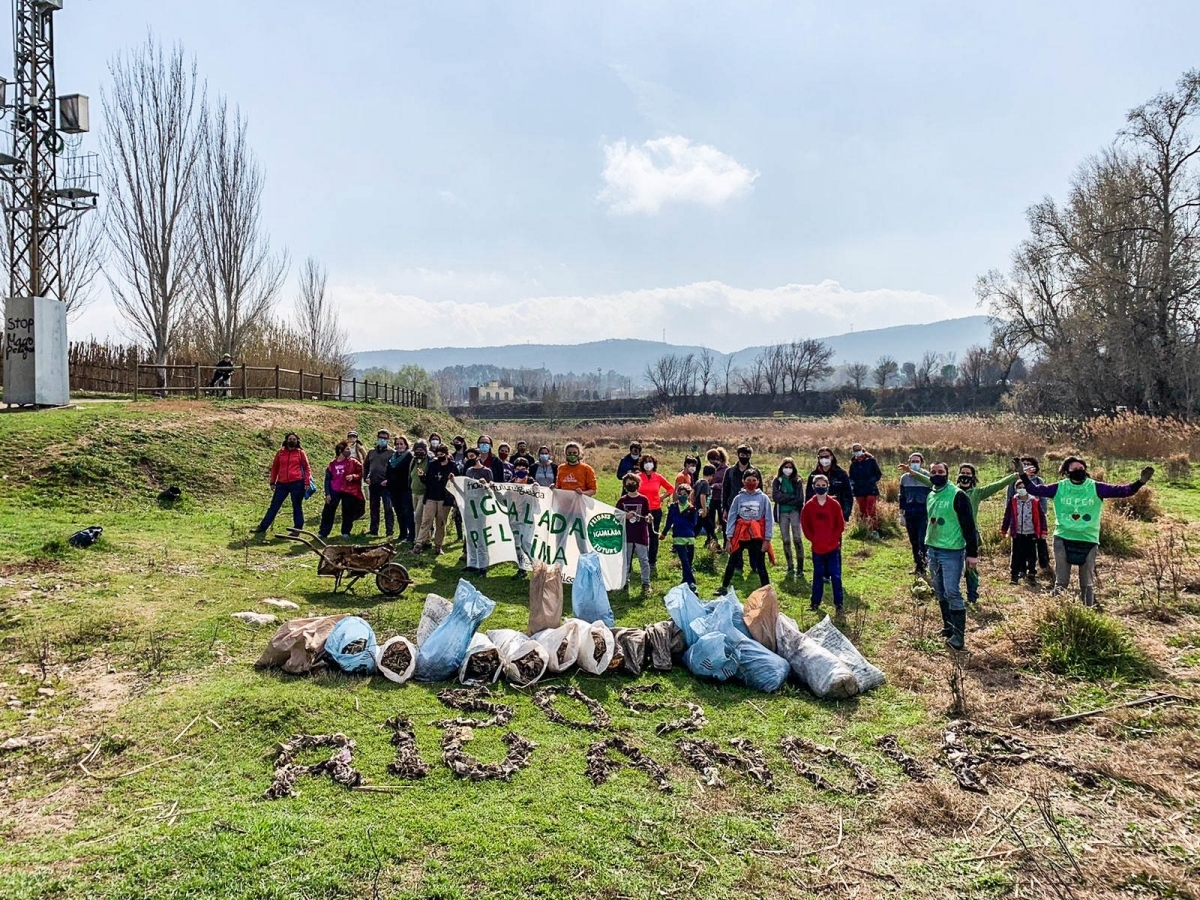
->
xmin=255 ymin=553 xmax=883 ymax=698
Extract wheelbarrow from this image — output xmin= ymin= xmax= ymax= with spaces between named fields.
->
xmin=278 ymin=529 xmax=413 ymax=597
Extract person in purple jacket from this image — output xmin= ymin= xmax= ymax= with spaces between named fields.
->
xmin=1015 ymin=456 xmax=1154 ymax=607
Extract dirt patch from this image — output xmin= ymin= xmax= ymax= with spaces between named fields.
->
xmin=0 ymin=783 xmax=82 ymax=838
xmin=432 ymin=688 xmax=513 ymax=728
xmin=532 ymin=686 xmax=612 ymax=732
xmin=264 ymin=733 xmax=362 ymax=800
xmin=440 ymin=727 xmax=535 ymax=782
xmin=384 ymin=716 xmax=430 ymax=780
xmin=0 ymin=558 xmax=60 ymax=579
xmin=676 ymin=738 xmax=775 ymax=790
xmin=585 ymin=737 xmax=672 ymax=792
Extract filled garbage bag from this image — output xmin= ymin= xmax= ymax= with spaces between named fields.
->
xmin=458 ymin=633 xmax=501 ymax=686
xmin=571 ymin=618 xmax=616 ymax=674
xmin=415 ymin=594 xmax=454 ymax=647
xmin=702 ymin=590 xmax=753 ymax=640
xmin=570 ymin=553 xmax=615 ymax=628
xmin=776 ymin=613 xmax=858 ymax=699
xmin=324 ymin=616 xmax=378 ymax=675
xmin=613 ymin=627 xmax=647 ymax=676
xmin=806 ymin=616 xmax=886 ymax=693
xmin=742 ymin=585 xmax=781 ymax=653
xmin=644 ymin=620 xmax=685 ymax=671
xmin=528 ymin=563 xmax=564 ymax=634
xmin=726 ymin=629 xmax=790 ymax=692
xmin=532 ymin=622 xmax=581 ymax=674
xmin=256 ymin=614 xmax=348 ymax=675
xmin=374 ymin=635 xmax=417 ymax=684
xmin=414 ymin=580 xmax=496 ymax=682
xmin=684 ymin=599 xmax=738 ymax=681
xmin=487 ymin=629 xmax=550 ymax=686
xmin=665 ymin=583 xmax=708 ymax=646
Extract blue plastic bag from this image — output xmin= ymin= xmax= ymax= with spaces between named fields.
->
xmin=727 ymin=630 xmax=790 ymax=692
xmin=304 ymin=477 xmax=318 ymax=501
xmin=683 ymin=597 xmax=738 ymax=681
xmin=324 ymin=616 xmax=378 ymax=675
xmin=702 ymin=590 xmax=753 ymax=640
xmin=415 ymin=579 xmax=496 ymax=682
xmin=665 ymin=583 xmax=708 ymax=646
xmin=570 ymin=553 xmax=615 ymax=628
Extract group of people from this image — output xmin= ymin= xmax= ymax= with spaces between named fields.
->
xmin=254 ymin=429 xmax=1154 ymax=652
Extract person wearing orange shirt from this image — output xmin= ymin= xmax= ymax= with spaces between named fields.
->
xmin=636 ymin=453 xmax=674 ymax=577
xmin=554 ymin=441 xmax=597 ymax=496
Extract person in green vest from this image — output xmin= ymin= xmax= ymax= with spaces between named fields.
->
xmin=899 ymin=462 xmax=1017 ymax=604
xmin=922 ymin=462 xmax=980 ymax=650
xmin=1015 ymin=456 xmax=1153 ymax=607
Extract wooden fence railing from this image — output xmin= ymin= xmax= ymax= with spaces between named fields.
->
xmin=130 ymin=363 xmax=426 ymax=409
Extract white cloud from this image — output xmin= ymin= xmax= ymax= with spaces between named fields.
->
xmin=335 ymin=279 xmax=965 ymax=352
xmin=598 ymin=136 xmax=759 ymax=215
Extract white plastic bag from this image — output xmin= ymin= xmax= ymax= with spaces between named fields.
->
xmin=776 ymin=613 xmax=858 ymax=699
xmin=415 ymin=593 xmax=453 ymax=647
xmin=806 ymin=615 xmax=886 ymax=693
xmin=569 ymin=618 xmax=616 ymax=675
xmin=458 ymin=633 xmax=501 ymax=686
xmin=532 ymin=622 xmax=581 ymax=674
xmin=486 ymin=628 xmax=550 ymax=686
xmin=373 ymin=635 xmax=417 ymax=684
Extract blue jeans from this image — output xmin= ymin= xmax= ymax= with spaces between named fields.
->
xmin=673 ymin=543 xmax=695 ymax=588
xmin=811 ymin=550 xmax=844 ymax=608
xmin=928 ymin=547 xmax=966 ymax=611
xmin=258 ymin=481 xmax=304 ymax=532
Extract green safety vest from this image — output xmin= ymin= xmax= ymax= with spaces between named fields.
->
xmin=926 ymin=485 xmax=967 ymax=551
xmin=1052 ymin=478 xmax=1103 ymax=544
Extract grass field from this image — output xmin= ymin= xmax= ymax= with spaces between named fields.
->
xmin=1 ymin=401 xmax=1198 ymax=900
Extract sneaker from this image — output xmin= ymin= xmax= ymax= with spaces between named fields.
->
xmin=1026 ymin=575 xmax=1037 ymax=587
xmin=641 ymin=582 xmax=651 ymax=593
xmin=1010 ymin=576 xmax=1020 ymax=585
xmin=714 ymin=586 xmax=730 ymax=598
xmin=786 ymin=567 xmax=795 ymax=579
xmin=411 ymin=544 xmax=424 ymax=554
xmin=809 ymin=602 xmax=821 ymax=612
xmin=834 ymin=604 xmax=844 ymax=615
xmin=513 ymin=570 xmax=528 ymax=581
xmin=871 ymin=531 xmax=880 ymax=540
xmin=435 ymin=548 xmax=445 ymax=556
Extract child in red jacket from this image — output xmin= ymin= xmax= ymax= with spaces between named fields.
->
xmin=1002 ymin=482 xmax=1047 ymax=585
xmin=800 ymin=473 xmax=846 ymax=612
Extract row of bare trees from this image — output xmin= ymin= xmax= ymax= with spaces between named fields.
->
xmin=102 ymin=37 xmax=349 ymax=386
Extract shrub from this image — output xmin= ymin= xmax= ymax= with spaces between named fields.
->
xmin=1086 ymin=413 xmax=1200 ymax=460
xmin=1113 ymin=486 xmax=1161 ymax=522
xmin=1035 ymin=600 xmax=1152 ymax=680
xmin=837 ymin=397 xmax=867 ymax=418
xmin=1165 ymin=453 xmax=1192 ymax=482
xmin=1099 ymin=511 xmax=1139 ymax=558
xmin=880 ymin=477 xmax=900 ymax=504
xmin=848 ymin=501 xmax=902 ymax=540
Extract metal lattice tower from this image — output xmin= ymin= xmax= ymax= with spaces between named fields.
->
xmin=7 ymin=0 xmax=62 ymax=300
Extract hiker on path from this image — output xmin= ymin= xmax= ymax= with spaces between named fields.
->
xmin=660 ymin=482 xmax=700 ymax=592
xmin=1007 ymin=457 xmax=1052 ymax=575
xmin=616 ymin=442 xmax=644 ymax=480
xmin=718 ymin=467 xmax=773 ymax=596
xmin=1016 ymin=456 xmax=1153 ymax=607
xmin=635 ymin=453 xmax=674 ymax=578
xmin=255 ymin=432 xmax=311 ymax=534
xmin=771 ymin=456 xmax=805 ymax=579
xmin=922 ymin=462 xmax=979 ymax=650
xmin=898 ymin=452 xmax=932 ymax=574
xmin=848 ymin=442 xmax=883 ymax=537
xmin=806 ymin=448 xmax=853 ymax=522
xmin=386 ymin=436 xmax=416 ymax=544
xmin=901 ymin=462 xmax=1017 ymax=604
xmin=319 ymin=441 xmax=365 ymax=539
xmin=209 ymin=352 xmax=235 ymax=394
xmin=365 ymin=429 xmax=395 ymax=537
xmin=801 ymin=472 xmax=846 ymax=612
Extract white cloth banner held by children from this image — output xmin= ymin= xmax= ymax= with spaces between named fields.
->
xmin=446 ymin=479 xmax=628 ymax=589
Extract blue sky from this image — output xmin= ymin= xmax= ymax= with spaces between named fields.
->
xmin=42 ymin=0 xmax=1200 ymax=351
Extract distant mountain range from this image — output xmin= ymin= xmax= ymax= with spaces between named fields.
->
xmin=353 ymin=316 xmax=995 ymax=385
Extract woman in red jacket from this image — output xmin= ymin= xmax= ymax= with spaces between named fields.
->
xmin=636 ymin=453 xmax=675 ymax=575
xmin=255 ymin=432 xmax=311 ymax=534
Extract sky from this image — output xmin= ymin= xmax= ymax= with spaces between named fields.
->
xmin=35 ymin=0 xmax=1200 ymax=352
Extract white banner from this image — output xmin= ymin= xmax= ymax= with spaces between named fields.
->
xmin=446 ymin=479 xmax=628 ymax=590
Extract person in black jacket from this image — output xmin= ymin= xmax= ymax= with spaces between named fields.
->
xmin=806 ymin=447 xmax=853 ymax=520
xmin=721 ymin=444 xmax=754 ymax=578
xmin=414 ymin=444 xmax=456 ymax=554
xmin=848 ymin=442 xmax=883 ymax=537
xmin=386 ymin=436 xmax=416 ymax=544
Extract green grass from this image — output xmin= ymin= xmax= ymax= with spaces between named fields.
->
xmin=0 ymin=402 xmax=1195 ymax=899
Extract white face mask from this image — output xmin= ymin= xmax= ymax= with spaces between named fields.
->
xmin=909 ymin=461 xmax=921 ymax=471
xmin=818 ymin=458 xmax=832 ymax=467
xmin=1016 ymin=488 xmax=1028 ymax=498
xmin=430 ymin=439 xmax=440 ymax=448
xmin=782 ymin=467 xmax=794 ymax=477
xmin=643 ymin=463 xmax=654 ymax=472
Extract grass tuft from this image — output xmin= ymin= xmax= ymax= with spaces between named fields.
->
xmin=1034 ymin=600 xmax=1153 ymax=680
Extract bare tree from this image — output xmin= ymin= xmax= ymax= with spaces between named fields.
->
xmin=721 ymin=353 xmax=737 ymax=397
xmin=915 ymin=351 xmax=940 ymax=389
xmin=103 ymin=37 xmax=205 ymax=389
xmin=872 ymin=355 xmax=899 ymax=390
xmin=901 ymin=360 xmax=918 ymax=387
xmin=845 ymin=361 xmax=870 ymax=389
xmin=958 ymin=345 xmax=990 ymax=394
xmin=293 ymin=255 xmax=349 ymax=370
xmin=59 ymin=209 xmax=106 ymax=320
xmin=786 ymin=339 xmax=836 ymax=393
xmin=697 ymin=348 xmax=715 ymax=396
xmin=645 ymin=353 xmax=680 ymax=400
xmin=193 ymin=98 xmax=288 ymax=359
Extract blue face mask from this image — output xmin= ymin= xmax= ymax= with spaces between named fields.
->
xmin=814 ymin=485 xmax=829 ymax=495
xmin=478 ymin=443 xmax=491 ymax=455
xmin=539 ymin=454 xmax=550 ymax=463
xmin=377 ymin=440 xmax=388 ymax=449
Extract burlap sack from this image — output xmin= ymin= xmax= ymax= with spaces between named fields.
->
xmin=528 ymin=562 xmax=564 ymax=634
xmin=743 ymin=584 xmax=781 ymax=653
xmin=255 ymin=614 xmax=348 ymax=675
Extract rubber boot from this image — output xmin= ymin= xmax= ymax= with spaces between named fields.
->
xmin=946 ymin=609 xmax=967 ymax=651
xmin=938 ymin=600 xmax=953 ymax=637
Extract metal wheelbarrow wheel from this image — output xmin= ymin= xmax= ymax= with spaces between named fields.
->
xmin=376 ymin=562 xmax=411 ymax=597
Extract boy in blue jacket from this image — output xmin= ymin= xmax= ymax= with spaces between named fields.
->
xmin=660 ymin=483 xmax=700 ymax=592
